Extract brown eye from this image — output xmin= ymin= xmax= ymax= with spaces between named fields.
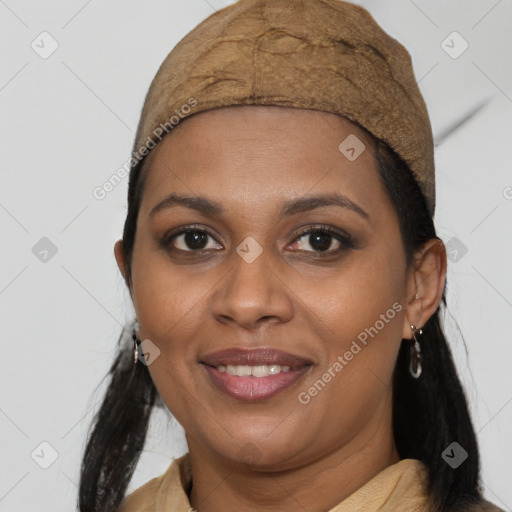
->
xmin=289 ymin=225 xmax=355 ymax=254
xmin=163 ymin=226 xmax=222 ymax=252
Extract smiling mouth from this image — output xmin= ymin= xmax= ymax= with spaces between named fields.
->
xmin=200 ymin=347 xmax=313 ymax=401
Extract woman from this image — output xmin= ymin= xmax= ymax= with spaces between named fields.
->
xmin=78 ymin=1 xmax=504 ymax=511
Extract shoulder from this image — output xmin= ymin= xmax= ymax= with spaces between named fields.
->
xmin=117 ymin=454 xmax=190 ymax=512
xmin=472 ymin=500 xmax=506 ymax=512
xmin=117 ymin=473 xmax=164 ymax=512
xmin=458 ymin=499 xmax=506 ymax=512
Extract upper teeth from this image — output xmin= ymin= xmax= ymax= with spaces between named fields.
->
xmin=217 ymin=364 xmax=291 ymax=377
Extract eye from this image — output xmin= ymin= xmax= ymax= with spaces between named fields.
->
xmin=163 ymin=225 xmax=222 ymax=252
xmin=288 ymin=225 xmax=355 ymax=254
xmin=161 ymin=224 xmax=355 ymax=255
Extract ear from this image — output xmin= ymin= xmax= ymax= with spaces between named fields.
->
xmin=401 ymin=238 xmax=447 ymax=340
xmin=114 ymin=239 xmax=128 ymax=285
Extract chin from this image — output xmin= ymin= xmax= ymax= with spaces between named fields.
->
xmin=207 ymin=431 xmax=308 ymax=471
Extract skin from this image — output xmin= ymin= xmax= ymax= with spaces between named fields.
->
xmin=114 ymin=105 xmax=447 ymax=511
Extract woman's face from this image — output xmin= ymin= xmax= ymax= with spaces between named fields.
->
xmin=116 ymin=105 xmax=420 ymax=470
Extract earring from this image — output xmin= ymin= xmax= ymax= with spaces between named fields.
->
xmin=409 ymin=324 xmax=423 ymax=379
xmin=133 ymin=330 xmax=141 ymax=364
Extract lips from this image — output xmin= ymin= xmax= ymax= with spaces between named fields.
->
xmin=201 ymin=347 xmax=312 ymax=369
xmin=200 ymin=348 xmax=313 ymax=401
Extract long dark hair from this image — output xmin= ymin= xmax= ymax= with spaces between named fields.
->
xmin=78 ymin=121 xmax=484 ymax=512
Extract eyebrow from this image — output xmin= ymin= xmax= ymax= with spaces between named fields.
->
xmin=149 ymin=192 xmax=370 ymax=221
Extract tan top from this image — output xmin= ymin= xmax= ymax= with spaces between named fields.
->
xmin=119 ymin=454 xmax=431 ymax=511
xmin=118 ymin=454 xmax=505 ymax=511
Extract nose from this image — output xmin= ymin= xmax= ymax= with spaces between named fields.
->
xmin=210 ymin=242 xmax=294 ymax=330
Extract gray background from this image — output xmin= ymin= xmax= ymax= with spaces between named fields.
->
xmin=0 ymin=0 xmax=511 ymax=510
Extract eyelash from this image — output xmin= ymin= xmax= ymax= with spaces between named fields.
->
xmin=161 ymin=224 xmax=356 ymax=255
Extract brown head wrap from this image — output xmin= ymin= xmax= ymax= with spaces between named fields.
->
xmin=132 ymin=0 xmax=436 ymax=217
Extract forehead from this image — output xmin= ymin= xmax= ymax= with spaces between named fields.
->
xmin=139 ymin=105 xmax=389 ymax=220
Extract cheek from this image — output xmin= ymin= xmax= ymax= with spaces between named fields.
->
xmin=302 ymin=248 xmax=405 ymax=346
xmin=130 ymin=232 xmax=214 ymax=338
xmin=297 ymin=246 xmax=406 ymax=421
xmin=296 ymin=260 xmax=404 ymax=443
xmin=129 ymin=234 xmax=226 ymax=408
